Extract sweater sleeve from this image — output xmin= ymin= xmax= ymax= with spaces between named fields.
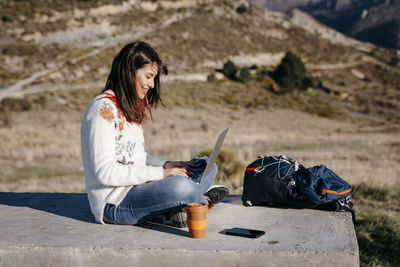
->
xmin=83 ymin=99 xmax=164 ymax=187
xmin=146 ymin=153 xmax=168 ymax=167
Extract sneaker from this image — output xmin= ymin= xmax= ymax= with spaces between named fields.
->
xmin=204 ymin=185 xmax=229 ymax=209
xmin=150 ymin=209 xmax=187 ymax=228
xmin=169 ymin=211 xmax=187 ymax=228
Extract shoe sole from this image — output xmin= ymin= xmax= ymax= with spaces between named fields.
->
xmin=149 ymin=210 xmax=187 ymax=228
xmin=205 ymin=187 xmax=229 ymax=205
xmin=170 ymin=211 xmax=187 ymax=228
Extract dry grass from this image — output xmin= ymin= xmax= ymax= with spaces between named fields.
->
xmin=352 ymin=183 xmax=400 ymax=266
xmin=1 ymin=82 xmax=398 ymax=194
xmin=146 ymin=106 xmax=400 ymax=191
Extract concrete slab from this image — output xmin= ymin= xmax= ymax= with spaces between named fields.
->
xmin=0 ymin=193 xmax=359 ymax=267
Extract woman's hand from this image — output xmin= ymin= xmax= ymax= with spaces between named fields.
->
xmin=163 ymin=161 xmax=199 ymax=178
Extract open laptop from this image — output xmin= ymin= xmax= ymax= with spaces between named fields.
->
xmin=190 ymin=128 xmax=229 ymax=184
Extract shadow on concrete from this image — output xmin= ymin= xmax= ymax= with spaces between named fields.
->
xmin=138 ymin=222 xmax=190 ymax=238
xmin=222 ymin=194 xmax=305 ymax=210
xmin=218 ymin=229 xmax=229 ymax=235
xmin=0 ymin=192 xmax=96 ymax=224
xmin=221 ymin=194 xmax=243 ymax=205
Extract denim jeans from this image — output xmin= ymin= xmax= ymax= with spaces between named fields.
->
xmin=103 ymin=164 xmax=217 ymax=225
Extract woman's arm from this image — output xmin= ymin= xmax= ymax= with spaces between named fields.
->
xmin=146 ymin=153 xmax=168 ymax=167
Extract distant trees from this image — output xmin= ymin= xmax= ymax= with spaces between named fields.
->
xmin=389 ymin=55 xmax=399 ymax=68
xmin=221 ymin=60 xmax=251 ymax=83
xmin=221 ymin=60 xmax=238 ymax=81
xmin=271 ymin=52 xmax=314 ymax=93
xmin=216 ymin=52 xmax=314 ymax=94
xmin=236 ymin=4 xmax=248 ymax=14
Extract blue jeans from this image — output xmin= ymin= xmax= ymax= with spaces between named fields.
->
xmin=103 ymin=164 xmax=218 ymax=225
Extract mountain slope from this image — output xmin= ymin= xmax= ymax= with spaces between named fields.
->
xmin=249 ymin=0 xmax=400 ymax=49
xmin=0 ymin=0 xmax=399 ymax=125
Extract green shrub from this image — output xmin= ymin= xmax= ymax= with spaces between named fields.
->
xmin=352 ymin=183 xmax=400 ymax=266
xmin=315 ymin=105 xmax=336 ymax=118
xmin=239 ymin=67 xmax=251 ymax=82
xmin=356 ymin=212 xmax=400 ymax=266
xmin=222 ymin=60 xmax=239 ymax=81
xmin=236 ymin=5 xmax=247 ymax=14
xmin=207 ymin=73 xmax=216 ymax=82
xmin=352 ymin=183 xmax=389 ymax=202
xmin=197 ymin=149 xmax=245 ymax=184
xmin=257 ymin=70 xmax=280 ymax=93
xmin=389 ymin=55 xmax=399 ymax=67
xmin=221 ymin=60 xmax=253 ymax=83
xmin=0 ymin=97 xmax=32 ymax=112
xmin=272 ymin=52 xmax=313 ymax=93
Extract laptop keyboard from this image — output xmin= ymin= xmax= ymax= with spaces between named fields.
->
xmin=188 ymin=158 xmax=207 ymax=183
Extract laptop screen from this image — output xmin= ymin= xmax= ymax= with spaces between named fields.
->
xmin=199 ymin=128 xmax=229 ymax=183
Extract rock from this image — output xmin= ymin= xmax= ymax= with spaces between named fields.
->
xmin=351 ymin=69 xmax=365 ymax=80
xmin=141 ymin=2 xmax=158 ymax=12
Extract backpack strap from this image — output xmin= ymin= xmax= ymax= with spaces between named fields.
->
xmin=245 ymin=155 xmax=301 ymax=180
xmin=321 ymin=185 xmax=352 ymax=196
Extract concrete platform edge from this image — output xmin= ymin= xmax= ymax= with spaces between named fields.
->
xmin=0 ymin=245 xmax=359 ymax=267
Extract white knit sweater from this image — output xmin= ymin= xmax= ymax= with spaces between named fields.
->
xmin=80 ymin=90 xmax=167 ymax=224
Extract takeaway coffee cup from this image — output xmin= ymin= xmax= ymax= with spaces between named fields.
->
xmin=185 ymin=202 xmax=208 ymax=238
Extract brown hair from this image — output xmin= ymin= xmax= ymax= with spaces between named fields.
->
xmin=103 ymin=42 xmax=168 ymax=124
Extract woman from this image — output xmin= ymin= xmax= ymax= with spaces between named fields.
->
xmin=80 ymin=41 xmax=228 ymax=226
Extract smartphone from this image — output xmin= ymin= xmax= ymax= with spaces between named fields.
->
xmin=225 ymin=227 xmax=265 ymax=238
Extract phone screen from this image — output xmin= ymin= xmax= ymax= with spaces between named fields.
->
xmin=225 ymin=227 xmax=265 ymax=238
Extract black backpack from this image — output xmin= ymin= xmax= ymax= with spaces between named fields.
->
xmin=242 ymin=155 xmax=353 ymax=211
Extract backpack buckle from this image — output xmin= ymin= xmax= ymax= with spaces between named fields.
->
xmin=243 ymin=200 xmax=253 ymax=207
xmin=254 ymin=166 xmax=265 ymax=173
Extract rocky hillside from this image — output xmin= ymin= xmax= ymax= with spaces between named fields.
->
xmin=249 ymin=0 xmax=400 ymax=50
xmin=249 ymin=0 xmax=320 ymax=11
xmin=0 ymin=0 xmax=399 ymax=125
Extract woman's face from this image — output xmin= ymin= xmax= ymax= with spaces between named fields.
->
xmin=133 ymin=62 xmax=158 ymax=100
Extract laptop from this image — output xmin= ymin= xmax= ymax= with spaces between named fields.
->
xmin=190 ymin=128 xmax=229 ymax=184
